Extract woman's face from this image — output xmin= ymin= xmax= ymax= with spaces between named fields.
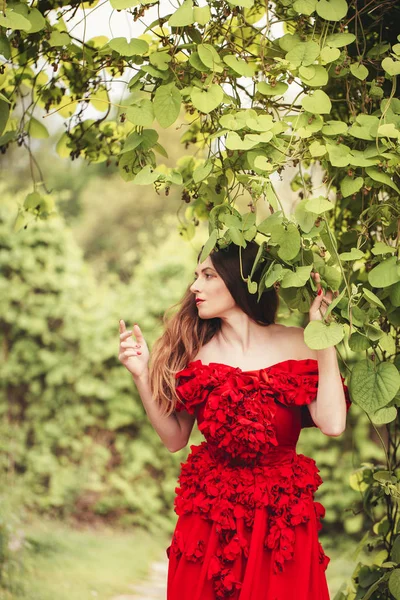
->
xmin=189 ymin=255 xmax=236 ymax=318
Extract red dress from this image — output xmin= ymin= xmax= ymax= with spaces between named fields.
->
xmin=167 ymin=358 xmax=351 ymax=600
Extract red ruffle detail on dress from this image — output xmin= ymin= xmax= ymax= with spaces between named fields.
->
xmin=168 ymin=359 xmax=351 ymax=600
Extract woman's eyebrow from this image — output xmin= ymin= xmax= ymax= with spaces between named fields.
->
xmin=194 ymin=267 xmax=216 ymax=275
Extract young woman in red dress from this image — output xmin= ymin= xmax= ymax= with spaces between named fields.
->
xmin=118 ymin=241 xmax=351 ymax=600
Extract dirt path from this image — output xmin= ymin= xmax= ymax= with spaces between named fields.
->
xmin=111 ymin=559 xmax=168 ymax=600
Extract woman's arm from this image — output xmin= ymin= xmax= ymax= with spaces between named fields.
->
xmin=118 ymin=320 xmax=195 ymax=452
xmin=305 ymin=271 xmax=348 ymax=436
xmin=133 ymin=369 xmax=196 ymax=452
xmin=308 ymin=346 xmax=347 ymax=436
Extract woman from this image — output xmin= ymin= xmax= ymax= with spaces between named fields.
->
xmin=118 ymin=240 xmax=351 ymax=600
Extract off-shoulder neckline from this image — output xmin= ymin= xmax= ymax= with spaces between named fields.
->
xmin=185 ymin=358 xmax=318 ymax=375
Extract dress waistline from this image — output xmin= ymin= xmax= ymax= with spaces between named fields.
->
xmin=206 ymin=443 xmax=297 ymax=468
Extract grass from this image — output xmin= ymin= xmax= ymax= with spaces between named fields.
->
xmin=1 ymin=515 xmax=169 ymax=600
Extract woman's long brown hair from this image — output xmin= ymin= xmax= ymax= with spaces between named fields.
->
xmin=149 ymin=240 xmax=279 ymax=416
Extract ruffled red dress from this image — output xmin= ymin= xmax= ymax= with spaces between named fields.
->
xmin=167 ymin=358 xmax=351 ymax=600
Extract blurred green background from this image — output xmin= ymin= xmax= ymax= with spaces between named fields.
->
xmin=0 ymin=120 xmax=383 ymax=600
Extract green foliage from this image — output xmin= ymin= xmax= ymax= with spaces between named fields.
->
xmin=1 ymin=0 xmax=400 ymax=596
xmin=0 ymin=200 xmax=191 ymax=540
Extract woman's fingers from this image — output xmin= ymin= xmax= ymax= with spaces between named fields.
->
xmin=120 ymin=341 xmax=141 ymax=349
xmin=120 ymin=330 xmax=133 ymax=341
xmin=120 ymin=349 xmax=142 ymax=358
xmin=132 ymin=323 xmax=144 ymax=342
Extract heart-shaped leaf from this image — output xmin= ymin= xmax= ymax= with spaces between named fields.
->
xmin=109 ymin=37 xmax=149 ymax=56
xmin=191 ymin=84 xmax=224 ymax=114
xmin=257 ymin=81 xmax=288 ymax=96
xmin=301 ymin=90 xmax=332 ymax=114
xmin=368 ymin=256 xmax=400 ymax=288
xmin=154 ymin=83 xmax=181 ymax=128
xmin=349 ymin=359 xmax=400 ymax=413
xmin=340 ymin=176 xmax=363 ymax=197
xmin=316 ymin=0 xmax=348 ymax=21
xmin=304 ymin=321 xmax=345 ymax=350
xmin=350 ymin=63 xmax=369 ymax=80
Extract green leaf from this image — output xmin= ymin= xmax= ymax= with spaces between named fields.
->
xmin=320 ymin=46 xmax=341 ymax=63
xmin=126 ymin=99 xmax=155 ymax=127
xmin=0 ymin=99 xmax=10 ymax=136
xmin=349 ymin=150 xmax=378 ymax=167
xmin=48 ymin=31 xmax=71 ymax=46
xmin=193 ymin=5 xmax=211 ymax=25
xmin=226 ymin=0 xmax=254 ymax=7
xmin=339 ymin=248 xmax=364 ymax=261
xmin=257 ymin=81 xmax=288 ymax=96
xmin=264 ymin=263 xmax=284 ymax=288
xmin=316 ymin=0 xmax=348 ymax=21
xmin=198 ymin=44 xmax=224 ymax=72
xmin=0 ymin=34 xmax=11 ymax=59
xmin=108 ymin=37 xmax=149 ymax=56
xmin=110 ymin=0 xmax=140 ymax=7
xmin=133 ymin=165 xmax=160 ymax=185
xmin=349 ymin=360 xmax=400 ymax=412
xmin=350 ymin=63 xmax=369 ymax=80
xmin=11 ymin=5 xmax=45 ymax=33
xmin=273 ymin=223 xmax=301 ymax=261
xmin=301 ymin=90 xmax=332 ymax=114
xmin=368 ymin=256 xmax=400 ymax=288
xmin=168 ymin=0 xmax=194 ymax=27
xmin=363 ymin=288 xmax=386 ymax=310
xmin=389 ymin=569 xmax=400 ymax=600
xmin=365 ymin=167 xmax=400 ymax=193
xmin=371 ymin=242 xmax=396 ymax=255
xmin=305 ymin=196 xmax=334 ymax=213
xmin=122 ymin=129 xmax=158 ymax=153
xmin=382 ymin=57 xmax=400 ymax=77
xmin=25 ymin=117 xmax=49 ymax=139
xmin=389 ymin=282 xmax=400 ymax=307
xmin=377 ymin=123 xmax=400 ymax=138
xmin=219 ymin=112 xmax=247 ymax=130
xmin=0 ymin=10 xmax=31 ymax=31
xmin=299 ymin=65 xmax=329 ymax=87
xmin=321 ymin=120 xmax=347 ymax=135
xmin=253 ymin=155 xmax=273 ymax=171
xmin=326 ymin=33 xmax=356 ymax=47
xmin=309 ymin=140 xmax=326 ymax=157
xmin=153 ymin=83 xmax=181 ymax=128
xmin=392 ymin=536 xmax=400 ymax=564
xmin=199 ymin=229 xmax=219 ymax=263
xmin=223 ymin=55 xmax=255 ymax=77
xmin=340 ymin=176 xmax=363 ymax=197
xmin=191 ymin=84 xmax=224 ymax=114
xmin=281 ymin=265 xmax=313 ymax=288
xmin=293 ymin=0 xmax=317 ymax=15
xmin=327 ymin=143 xmax=350 ymax=167
xmin=348 ymin=332 xmax=371 ymax=352
xmin=193 ymin=160 xmax=213 ymax=183
xmin=294 ymin=199 xmax=318 ymax=233
xmin=246 ymin=114 xmax=274 ymax=132
xmin=304 ymin=321 xmax=345 ymax=350
xmin=370 ymin=406 xmax=397 ymax=425
xmin=225 ymin=131 xmax=259 ymax=150
xmin=149 ymin=51 xmax=171 ymax=71
xmin=286 ymin=41 xmax=320 ymax=67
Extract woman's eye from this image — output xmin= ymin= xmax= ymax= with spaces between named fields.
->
xmin=193 ymin=274 xmax=213 ymax=281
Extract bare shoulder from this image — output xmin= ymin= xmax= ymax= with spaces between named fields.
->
xmin=272 ymin=324 xmax=318 ymax=361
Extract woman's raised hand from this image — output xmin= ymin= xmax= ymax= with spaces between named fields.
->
xmin=309 ymin=271 xmax=338 ymax=322
xmin=118 ymin=320 xmax=150 ymax=378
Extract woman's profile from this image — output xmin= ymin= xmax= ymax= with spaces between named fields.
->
xmin=118 ymin=240 xmax=351 ymax=600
